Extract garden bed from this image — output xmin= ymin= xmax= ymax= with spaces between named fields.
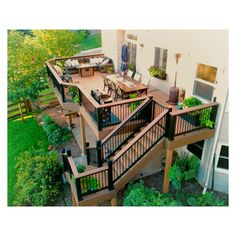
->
xmin=98 ymin=171 xmax=228 ymax=206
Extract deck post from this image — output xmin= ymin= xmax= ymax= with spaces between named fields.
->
xmin=168 ymin=114 xmax=176 ymax=140
xmin=79 ymin=114 xmax=87 ymax=155
xmin=96 ymin=140 xmax=103 ymax=167
xmin=111 ymin=197 xmax=117 ymax=206
xmin=107 ymin=159 xmax=114 ymax=191
xmin=163 ymin=147 xmax=174 ymax=193
xmin=61 ymin=148 xmax=68 ymax=172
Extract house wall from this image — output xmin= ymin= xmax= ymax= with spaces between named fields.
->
xmin=101 ymin=30 xmax=228 ymax=192
xmin=101 ymin=30 xmax=124 ymax=71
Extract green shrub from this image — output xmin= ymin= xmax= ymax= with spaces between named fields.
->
xmin=182 ymin=97 xmax=203 ymax=108
xmin=14 ymin=148 xmax=63 ymax=206
xmin=42 ymin=115 xmax=71 ymax=147
xmin=42 ymin=115 xmax=54 ymax=125
xmin=187 ymin=192 xmax=225 ymax=206
xmin=123 ymin=181 xmax=226 ymax=206
xmin=123 ymin=180 xmax=182 ymax=206
xmin=169 ymin=154 xmax=200 ymax=191
xmin=77 ymin=164 xmax=86 ymax=173
xmin=80 ymin=176 xmax=100 ymax=193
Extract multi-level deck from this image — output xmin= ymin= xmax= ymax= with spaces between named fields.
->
xmin=46 ymin=54 xmax=219 ymax=206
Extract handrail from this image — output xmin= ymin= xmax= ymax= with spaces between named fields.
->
xmin=101 ymin=97 xmax=151 ymax=144
xmin=170 ymin=102 xmax=218 ymax=116
xmin=76 ymin=165 xmax=108 ymax=179
xmin=67 ymin=156 xmax=80 ymax=178
xmin=46 ymin=53 xmax=104 ymax=63
xmin=167 ymin=102 xmax=219 ymax=140
xmin=112 ymin=109 xmax=169 ymax=162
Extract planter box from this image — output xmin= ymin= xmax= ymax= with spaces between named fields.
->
xmin=181 ymin=113 xmax=200 ymax=126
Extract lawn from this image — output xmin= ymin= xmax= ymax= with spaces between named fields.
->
xmin=80 ymin=32 xmax=101 ymax=50
xmin=8 ymin=116 xmax=49 ymax=206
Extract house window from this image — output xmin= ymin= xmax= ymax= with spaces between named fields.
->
xmin=127 ymin=42 xmax=137 ymax=67
xmin=193 ymin=63 xmax=217 ymax=101
xmin=187 ymin=140 xmax=205 ymax=159
xmin=216 ymin=144 xmax=229 ymax=170
xmin=154 ymin=47 xmax=168 ymax=70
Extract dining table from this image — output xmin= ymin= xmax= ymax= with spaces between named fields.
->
xmin=105 ymin=74 xmax=148 ymax=95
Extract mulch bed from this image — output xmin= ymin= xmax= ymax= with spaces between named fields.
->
xmin=98 ymin=171 xmax=228 ymax=206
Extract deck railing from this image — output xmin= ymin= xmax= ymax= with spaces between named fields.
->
xmin=99 ymin=97 xmax=153 ymax=161
xmin=62 ymin=101 xmax=219 ymax=202
xmin=46 ymin=58 xmax=149 ymax=131
xmin=167 ymin=102 xmax=219 ymax=140
xmin=112 ymin=110 xmax=168 ymax=181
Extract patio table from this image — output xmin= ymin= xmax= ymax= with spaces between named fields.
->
xmin=106 ymin=74 xmax=148 ymax=95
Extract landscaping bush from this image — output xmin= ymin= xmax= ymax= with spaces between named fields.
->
xmin=123 ymin=180 xmax=182 ymax=206
xmin=123 ymin=180 xmax=225 ymax=206
xmin=42 ymin=115 xmax=71 ymax=147
xmin=186 ymin=192 xmax=225 ymax=206
xmin=14 ymin=148 xmax=63 ymax=206
xmin=77 ymin=164 xmax=86 ymax=173
xmin=169 ymin=154 xmax=200 ymax=191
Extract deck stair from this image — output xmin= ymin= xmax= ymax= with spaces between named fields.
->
xmin=61 ymin=97 xmax=219 ymax=206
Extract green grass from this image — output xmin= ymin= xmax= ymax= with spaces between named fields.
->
xmin=39 ymin=87 xmax=53 ymax=95
xmin=80 ymin=33 xmax=101 ymax=50
xmin=8 ymin=116 xmax=49 ymax=206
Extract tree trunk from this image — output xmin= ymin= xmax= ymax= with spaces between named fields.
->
xmin=18 ymin=102 xmax=24 ymax=122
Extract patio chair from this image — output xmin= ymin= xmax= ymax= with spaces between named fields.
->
xmin=114 ymin=84 xmax=129 ymax=101
xmin=127 ymin=69 xmax=134 ymax=78
xmin=141 ymin=77 xmax=150 ymax=87
xmin=108 ymin=80 xmax=117 ymax=98
xmin=102 ymin=75 xmax=110 ymax=92
xmin=133 ymin=73 xmax=141 ymax=82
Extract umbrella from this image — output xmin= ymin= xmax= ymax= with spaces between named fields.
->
xmin=120 ymin=44 xmax=128 ymax=72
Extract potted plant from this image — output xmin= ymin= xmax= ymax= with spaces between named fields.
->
xmin=148 ymin=66 xmax=166 ymax=80
xmin=68 ymin=86 xmax=80 ymax=104
xmin=128 ymin=63 xmax=136 ymax=73
xmin=181 ymin=97 xmax=214 ymax=128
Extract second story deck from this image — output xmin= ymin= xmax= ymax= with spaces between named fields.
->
xmin=45 ymin=54 xmax=219 ymax=142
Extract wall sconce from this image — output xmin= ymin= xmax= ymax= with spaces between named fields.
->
xmin=140 ymin=43 xmax=144 ymax=48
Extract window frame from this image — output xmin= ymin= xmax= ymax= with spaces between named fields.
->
xmin=215 ymin=143 xmax=229 ymax=174
xmin=193 ymin=63 xmax=218 ymax=102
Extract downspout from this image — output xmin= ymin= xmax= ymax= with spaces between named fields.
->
xmin=203 ymin=90 xmax=228 ymax=194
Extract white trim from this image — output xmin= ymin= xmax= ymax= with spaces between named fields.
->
xmin=195 ymin=77 xmax=216 ymax=86
xmin=215 ymin=142 xmax=229 ymax=173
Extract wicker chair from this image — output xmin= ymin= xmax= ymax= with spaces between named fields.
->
xmin=102 ymin=75 xmax=110 ymax=93
xmin=109 ymin=80 xmax=117 ymax=98
xmin=114 ymin=84 xmax=129 ymax=101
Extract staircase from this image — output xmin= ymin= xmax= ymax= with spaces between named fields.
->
xmin=62 ymin=97 xmax=219 ymax=206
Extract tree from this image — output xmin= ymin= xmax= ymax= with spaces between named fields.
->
xmin=8 ymin=30 xmax=87 ymax=118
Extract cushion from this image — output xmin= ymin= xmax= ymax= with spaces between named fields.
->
xmin=54 ymin=65 xmax=63 ymax=75
xmin=101 ymin=58 xmax=109 ymax=65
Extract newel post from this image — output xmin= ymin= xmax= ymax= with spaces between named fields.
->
xmin=107 ymin=159 xmax=114 ymax=191
xmin=96 ymin=140 xmax=103 ymax=167
xmin=96 ymin=108 xmax=102 ymax=131
xmin=61 ymin=148 xmax=68 ymax=173
xmin=167 ymin=113 xmax=176 ymax=141
xmin=75 ymin=178 xmax=83 ymax=201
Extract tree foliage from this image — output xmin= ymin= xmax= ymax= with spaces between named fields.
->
xmin=8 ymin=30 xmax=87 ymax=102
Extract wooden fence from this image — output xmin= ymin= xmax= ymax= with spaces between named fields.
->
xmin=8 ymin=92 xmax=59 ymax=119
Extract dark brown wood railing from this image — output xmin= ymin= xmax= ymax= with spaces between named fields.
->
xmin=167 ymin=102 xmax=219 ymax=140
xmin=99 ymin=97 xmax=153 ymax=161
xmin=112 ymin=109 xmax=168 ymax=181
xmin=62 ymin=101 xmax=219 ymax=202
xmin=46 ymin=58 xmax=149 ymax=131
